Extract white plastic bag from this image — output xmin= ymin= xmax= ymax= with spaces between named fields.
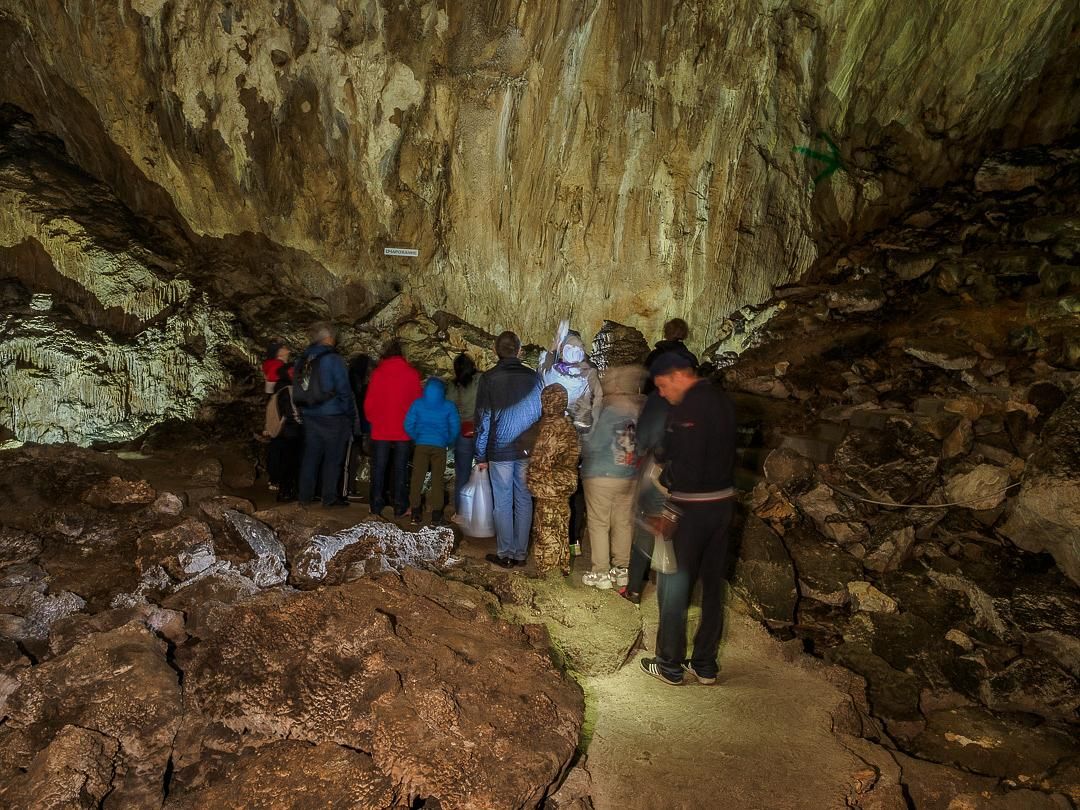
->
xmin=458 ymin=467 xmax=495 ymax=537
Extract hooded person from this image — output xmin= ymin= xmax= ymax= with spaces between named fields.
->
xmin=539 ymin=323 xmax=602 ymax=435
xmin=404 ymin=377 xmax=461 ymax=525
xmin=526 ymin=384 xmax=581 ymax=576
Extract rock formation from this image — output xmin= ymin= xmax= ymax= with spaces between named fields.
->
xmin=1 ymin=1 xmax=1078 ymax=345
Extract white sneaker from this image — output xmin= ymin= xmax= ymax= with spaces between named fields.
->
xmin=582 ymin=570 xmax=612 ymax=589
xmin=610 ymin=567 xmax=629 ymax=588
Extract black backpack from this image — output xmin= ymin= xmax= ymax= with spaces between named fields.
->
xmin=292 ymin=353 xmax=335 ymax=406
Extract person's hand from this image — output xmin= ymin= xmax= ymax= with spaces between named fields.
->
xmin=476 ymin=462 xmax=488 ymax=471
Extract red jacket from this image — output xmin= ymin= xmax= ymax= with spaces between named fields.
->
xmin=364 ymin=356 xmax=423 ymax=440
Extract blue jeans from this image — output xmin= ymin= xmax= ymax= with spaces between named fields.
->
xmin=370 ymin=439 xmax=410 ymax=514
xmin=655 ymin=500 xmax=735 ymax=680
xmin=453 ymin=434 xmax=476 ymax=513
xmin=488 ymin=459 xmax=532 ymax=561
xmin=298 ymin=414 xmax=352 ymax=506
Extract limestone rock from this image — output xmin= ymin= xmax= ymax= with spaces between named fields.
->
xmin=81 ymin=476 xmax=156 ymax=509
xmin=222 ymin=510 xmax=287 ymax=588
xmin=491 ymin=569 xmax=642 ymax=676
xmin=789 ymin=532 xmax=864 ymax=606
xmin=150 ymin=491 xmax=186 ymax=516
xmin=942 ymin=418 xmax=975 ymax=459
xmin=178 ymin=540 xmax=216 ymax=575
xmin=795 ymin=484 xmax=869 ymax=547
xmin=912 ymin=707 xmax=1075 ymax=782
xmin=848 ymin=582 xmax=898 ymax=614
xmin=731 ymin=516 xmax=797 ymax=625
xmin=944 ymin=464 xmax=1012 ymax=510
xmin=904 ymin=337 xmax=979 ymax=371
xmin=183 ymin=573 xmax=582 ymax=808
xmin=165 ymin=741 xmax=396 ymax=810
xmin=5 ymin=0 xmax=1079 ymax=353
xmin=198 ymin=496 xmax=256 ymax=524
xmin=590 ymin=321 xmax=649 ymax=374
xmin=763 ymin=447 xmax=816 ymax=493
xmin=4 ymin=622 xmax=182 ymax=807
xmin=292 ymin=521 xmax=455 ymax=586
xmin=974 ymin=152 xmax=1058 ymax=193
xmin=980 ymin=653 xmax=1080 ymax=722
xmin=136 ymin=518 xmax=214 ymax=578
xmin=0 ymin=527 xmax=42 ymax=567
xmin=1002 ymin=389 xmax=1080 ymax=584
xmin=0 ymin=724 xmax=119 ymax=809
xmin=830 ymin=420 xmax=940 ymax=504
xmin=862 ymin=522 xmax=915 ymax=573
xmin=894 ymin=751 xmax=1071 ymax=810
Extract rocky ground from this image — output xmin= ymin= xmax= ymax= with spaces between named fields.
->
xmin=0 ymin=142 xmax=1078 ymax=808
xmin=711 ymin=143 xmax=1080 ymax=806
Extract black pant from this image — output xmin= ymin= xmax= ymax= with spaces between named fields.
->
xmin=343 ymin=434 xmax=367 ymax=496
xmin=298 ymin=414 xmax=351 ymax=506
xmin=568 ymin=473 xmax=585 ymax=542
xmin=268 ymin=433 xmax=302 ymax=497
xmin=370 ymin=439 xmax=410 ymax=514
xmin=654 ymin=500 xmax=735 ymax=679
xmin=626 ymin=522 xmax=654 ymax=595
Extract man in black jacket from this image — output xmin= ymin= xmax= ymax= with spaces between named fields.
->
xmin=640 ymin=351 xmax=736 ymax=686
xmin=475 ymin=331 xmax=543 ymax=568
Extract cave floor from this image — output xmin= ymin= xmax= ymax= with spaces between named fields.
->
xmin=100 ymin=442 xmax=869 ymax=809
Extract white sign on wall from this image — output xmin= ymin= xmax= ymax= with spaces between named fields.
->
xmin=383 ymin=247 xmax=419 ymax=257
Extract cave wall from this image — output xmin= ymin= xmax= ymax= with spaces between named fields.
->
xmin=0 ymin=0 xmax=1078 ymax=345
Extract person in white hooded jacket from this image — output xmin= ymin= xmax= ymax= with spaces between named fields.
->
xmin=538 ymin=320 xmax=602 ymax=436
xmin=538 ymin=320 xmax=603 ymax=549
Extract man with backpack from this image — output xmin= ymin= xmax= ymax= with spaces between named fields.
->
xmin=293 ymin=322 xmax=355 ymax=508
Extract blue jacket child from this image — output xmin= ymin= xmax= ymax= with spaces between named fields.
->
xmin=405 ymin=379 xmax=461 ymax=447
xmin=404 ymin=378 xmax=461 ymax=523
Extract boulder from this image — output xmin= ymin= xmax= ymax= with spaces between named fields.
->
xmin=795 ymin=484 xmax=869 ymax=547
xmin=290 ymin=520 xmax=455 ymax=586
xmin=4 ymin=622 xmax=182 ymax=807
xmin=183 ymin=572 xmax=583 ymax=807
xmin=944 ymin=464 xmax=1012 ymax=510
xmin=731 ymin=516 xmax=798 ymax=625
xmin=974 ymin=152 xmax=1057 ymax=193
xmin=848 ymin=582 xmax=898 ymax=614
xmin=81 ymin=476 xmax=156 ymax=509
xmin=0 ymin=725 xmax=119 ymax=809
xmin=0 ymin=527 xmax=42 ymax=567
xmin=912 ymin=706 xmax=1075 ymax=782
xmin=150 ymin=491 xmax=186 ymax=516
xmin=830 ymin=419 xmax=940 ymax=504
xmin=1002 ymin=389 xmax=1080 ymax=584
xmin=903 ymin=337 xmax=979 ymax=371
xmin=136 ymin=518 xmax=214 ymax=578
xmin=165 ymin=741 xmax=396 ymax=810
xmin=222 ymin=510 xmax=287 ymax=588
xmin=763 ymin=447 xmax=816 ymax=492
xmin=980 ymin=652 xmax=1080 ymax=722
xmin=590 ymin=320 xmax=649 ymax=373
xmin=198 ymin=496 xmax=256 ymax=524
xmin=894 ymin=751 xmax=1071 ymax=810
xmin=494 ymin=571 xmax=642 ymax=676
xmin=862 ymin=520 xmax=915 ymax=573
xmin=788 ymin=531 xmax=864 ymax=606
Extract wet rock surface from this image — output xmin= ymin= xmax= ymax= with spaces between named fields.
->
xmin=726 ymin=142 xmax=1080 ymax=806
xmin=0 ymin=455 xmax=585 ymax=808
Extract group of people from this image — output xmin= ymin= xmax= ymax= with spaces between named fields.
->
xmin=261 ymin=317 xmax=737 ymax=687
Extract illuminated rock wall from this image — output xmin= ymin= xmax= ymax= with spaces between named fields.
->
xmin=1 ymin=0 xmax=1077 ymax=345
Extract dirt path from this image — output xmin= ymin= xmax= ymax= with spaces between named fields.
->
xmin=580 ymin=608 xmax=863 ymax=810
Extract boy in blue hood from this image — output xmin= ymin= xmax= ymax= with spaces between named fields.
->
xmin=404 ymin=377 xmax=461 ymax=525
